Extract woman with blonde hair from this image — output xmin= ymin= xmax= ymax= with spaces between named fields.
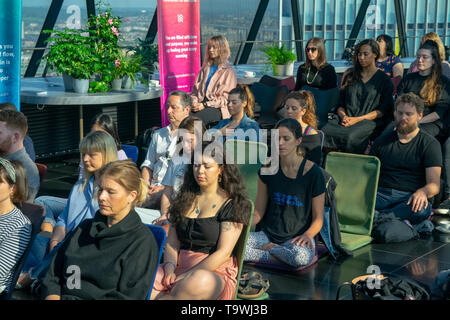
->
xmin=294 ymin=37 xmax=337 ymax=91
xmin=41 ymin=160 xmax=159 ymax=300
xmin=408 ymin=32 xmax=450 ymax=78
xmin=190 ymin=35 xmax=237 ymax=126
xmin=213 ymin=84 xmax=261 ymax=142
xmin=18 ymin=130 xmax=119 ymax=289
xmin=284 ymin=90 xmax=322 ymax=165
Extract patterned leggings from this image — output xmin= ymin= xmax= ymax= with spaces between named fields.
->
xmin=244 ymin=231 xmax=315 ymax=268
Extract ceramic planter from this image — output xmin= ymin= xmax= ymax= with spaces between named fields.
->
xmin=275 ymin=62 xmax=294 ymax=77
xmin=112 ymin=78 xmax=122 ymax=91
xmin=73 ymin=78 xmax=90 ymax=94
xmin=62 ymin=72 xmax=74 ymax=91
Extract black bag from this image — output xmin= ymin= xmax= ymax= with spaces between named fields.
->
xmin=371 ymin=212 xmax=419 ymax=243
xmin=336 ymin=274 xmax=430 ymax=300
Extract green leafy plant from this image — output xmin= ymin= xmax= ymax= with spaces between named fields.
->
xmin=121 ymin=54 xmax=144 ymax=89
xmin=43 ymin=29 xmax=94 ymax=79
xmin=261 ymin=44 xmax=296 ymax=75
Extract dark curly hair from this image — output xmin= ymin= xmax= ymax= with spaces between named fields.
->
xmin=168 ymin=141 xmax=251 ymax=226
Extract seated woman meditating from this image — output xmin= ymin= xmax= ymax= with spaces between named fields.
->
xmin=283 ymin=90 xmax=322 ymax=165
xmin=18 ymin=131 xmax=118 ymax=288
xmin=294 ymin=37 xmax=337 ymax=91
xmin=151 ymin=142 xmax=251 ymax=300
xmin=0 ymin=159 xmax=31 ymax=297
xmin=37 ymin=113 xmax=127 ymax=234
xmin=213 ymin=84 xmax=260 ymax=142
xmin=244 ymin=118 xmax=325 ymax=268
xmin=190 ymin=35 xmax=237 ymax=126
xmin=41 ymin=160 xmax=159 ymax=300
xmin=155 ymin=116 xmax=206 ymax=226
xmin=322 ymin=39 xmax=394 ymax=154
xmin=396 ymin=40 xmax=450 ymax=138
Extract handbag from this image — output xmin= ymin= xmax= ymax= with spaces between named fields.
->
xmin=336 ymin=273 xmax=430 ymax=300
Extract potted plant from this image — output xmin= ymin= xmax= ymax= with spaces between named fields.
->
xmin=121 ymin=54 xmax=143 ymax=89
xmin=262 ymin=44 xmax=297 ymax=76
xmin=44 ymin=29 xmax=94 ymax=93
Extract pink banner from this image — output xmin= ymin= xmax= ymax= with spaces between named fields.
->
xmin=157 ymin=0 xmax=201 ymax=126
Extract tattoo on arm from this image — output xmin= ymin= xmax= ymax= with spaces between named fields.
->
xmin=221 ymin=222 xmax=234 ymax=232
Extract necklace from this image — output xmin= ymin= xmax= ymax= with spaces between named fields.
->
xmin=306 ymin=67 xmax=319 ymax=84
xmin=194 ymin=198 xmax=217 ymax=215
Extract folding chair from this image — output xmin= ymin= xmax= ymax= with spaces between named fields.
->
xmin=300 ymin=85 xmax=340 ymax=129
xmin=224 ymin=139 xmax=268 ymax=204
xmin=122 ymin=144 xmax=139 ymax=163
xmin=325 ymin=152 xmax=380 ymax=251
xmin=1 ymin=203 xmax=45 ymax=300
xmin=146 ymin=224 xmax=167 ymax=300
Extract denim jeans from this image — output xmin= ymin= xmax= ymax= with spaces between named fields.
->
xmin=376 ymin=187 xmax=432 ymax=225
xmin=35 ymin=196 xmax=68 ymax=226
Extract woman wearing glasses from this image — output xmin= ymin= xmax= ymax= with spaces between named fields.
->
xmin=294 ymin=38 xmax=337 ymax=91
xmin=397 ymin=40 xmax=450 ymax=138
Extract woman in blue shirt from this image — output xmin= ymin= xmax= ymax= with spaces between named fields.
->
xmin=18 ymin=131 xmax=118 ymax=289
xmin=213 ymin=84 xmax=260 ymax=142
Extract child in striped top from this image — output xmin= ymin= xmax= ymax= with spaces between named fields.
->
xmin=0 ymin=158 xmax=31 ymax=297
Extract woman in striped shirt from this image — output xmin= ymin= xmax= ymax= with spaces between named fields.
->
xmin=0 ymin=158 xmax=31 ymax=297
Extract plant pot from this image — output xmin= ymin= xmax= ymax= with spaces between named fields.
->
xmin=62 ymin=72 xmax=74 ymax=91
xmin=73 ymin=78 xmax=90 ymax=94
xmin=122 ymin=75 xmax=133 ymax=89
xmin=275 ymin=62 xmax=294 ymax=77
xmin=112 ymin=78 xmax=123 ymax=91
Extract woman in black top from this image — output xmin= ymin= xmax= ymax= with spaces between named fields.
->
xmin=284 ymin=90 xmax=322 ymax=165
xmin=151 ymin=142 xmax=251 ymax=300
xmin=244 ymin=118 xmax=325 ymax=268
xmin=322 ymin=39 xmax=394 ymax=154
xmin=397 ymin=40 xmax=450 ymax=138
xmin=294 ymin=37 xmax=337 ymax=91
xmin=41 ymin=160 xmax=159 ymax=300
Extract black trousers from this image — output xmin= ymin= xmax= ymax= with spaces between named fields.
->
xmin=190 ymin=106 xmax=222 ymax=127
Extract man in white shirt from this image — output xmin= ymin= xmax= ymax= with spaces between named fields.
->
xmin=140 ymin=91 xmax=192 ymax=208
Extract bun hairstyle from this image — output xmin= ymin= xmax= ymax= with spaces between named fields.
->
xmin=284 ymin=90 xmax=318 ymax=129
xmin=418 ymin=40 xmax=443 ymax=107
xmin=228 ymin=84 xmax=255 ymax=118
xmin=275 ymin=118 xmax=305 ymax=156
xmin=98 ymin=160 xmax=148 ymax=207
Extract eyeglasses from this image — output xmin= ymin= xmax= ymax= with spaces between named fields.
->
xmin=306 ymin=47 xmax=318 ymax=53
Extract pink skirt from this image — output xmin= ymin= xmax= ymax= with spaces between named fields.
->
xmin=153 ymin=249 xmax=238 ymax=300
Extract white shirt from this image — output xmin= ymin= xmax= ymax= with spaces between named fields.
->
xmin=140 ymin=126 xmax=177 ymax=186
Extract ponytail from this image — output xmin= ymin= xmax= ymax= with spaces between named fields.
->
xmin=229 ymin=84 xmax=255 ymax=119
xmin=136 ymin=178 xmax=148 ymax=206
xmin=284 ymin=90 xmax=318 ymax=129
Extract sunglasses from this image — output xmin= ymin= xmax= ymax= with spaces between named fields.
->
xmin=306 ymin=47 xmax=318 ymax=53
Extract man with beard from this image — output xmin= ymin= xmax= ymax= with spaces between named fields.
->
xmin=370 ymin=93 xmax=442 ymax=225
xmin=0 ymin=110 xmax=40 ymax=201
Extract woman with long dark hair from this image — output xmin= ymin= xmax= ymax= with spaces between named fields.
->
xmin=244 ymin=118 xmax=325 ymax=268
xmin=321 ymin=39 xmax=394 ymax=154
xmin=151 ymin=142 xmax=251 ymax=300
xmin=397 ymin=40 xmax=450 ymax=138
xmin=190 ymin=35 xmax=237 ymax=125
xmin=376 ymin=34 xmax=404 ymax=78
xmin=294 ymin=37 xmax=337 ymax=91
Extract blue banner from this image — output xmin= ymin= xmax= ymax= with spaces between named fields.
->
xmin=0 ymin=0 xmax=22 ymax=110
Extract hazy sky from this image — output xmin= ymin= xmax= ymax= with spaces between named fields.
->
xmin=23 ymin=0 xmax=157 ymax=8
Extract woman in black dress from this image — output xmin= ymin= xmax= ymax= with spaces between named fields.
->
xmin=322 ymin=39 xmax=394 ymax=154
xmin=284 ymin=90 xmax=322 ymax=165
xmin=294 ymin=37 xmax=337 ymax=91
xmin=397 ymin=40 xmax=450 ymax=138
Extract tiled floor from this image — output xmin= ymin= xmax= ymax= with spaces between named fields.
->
xmin=12 ymin=158 xmax=450 ymax=300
